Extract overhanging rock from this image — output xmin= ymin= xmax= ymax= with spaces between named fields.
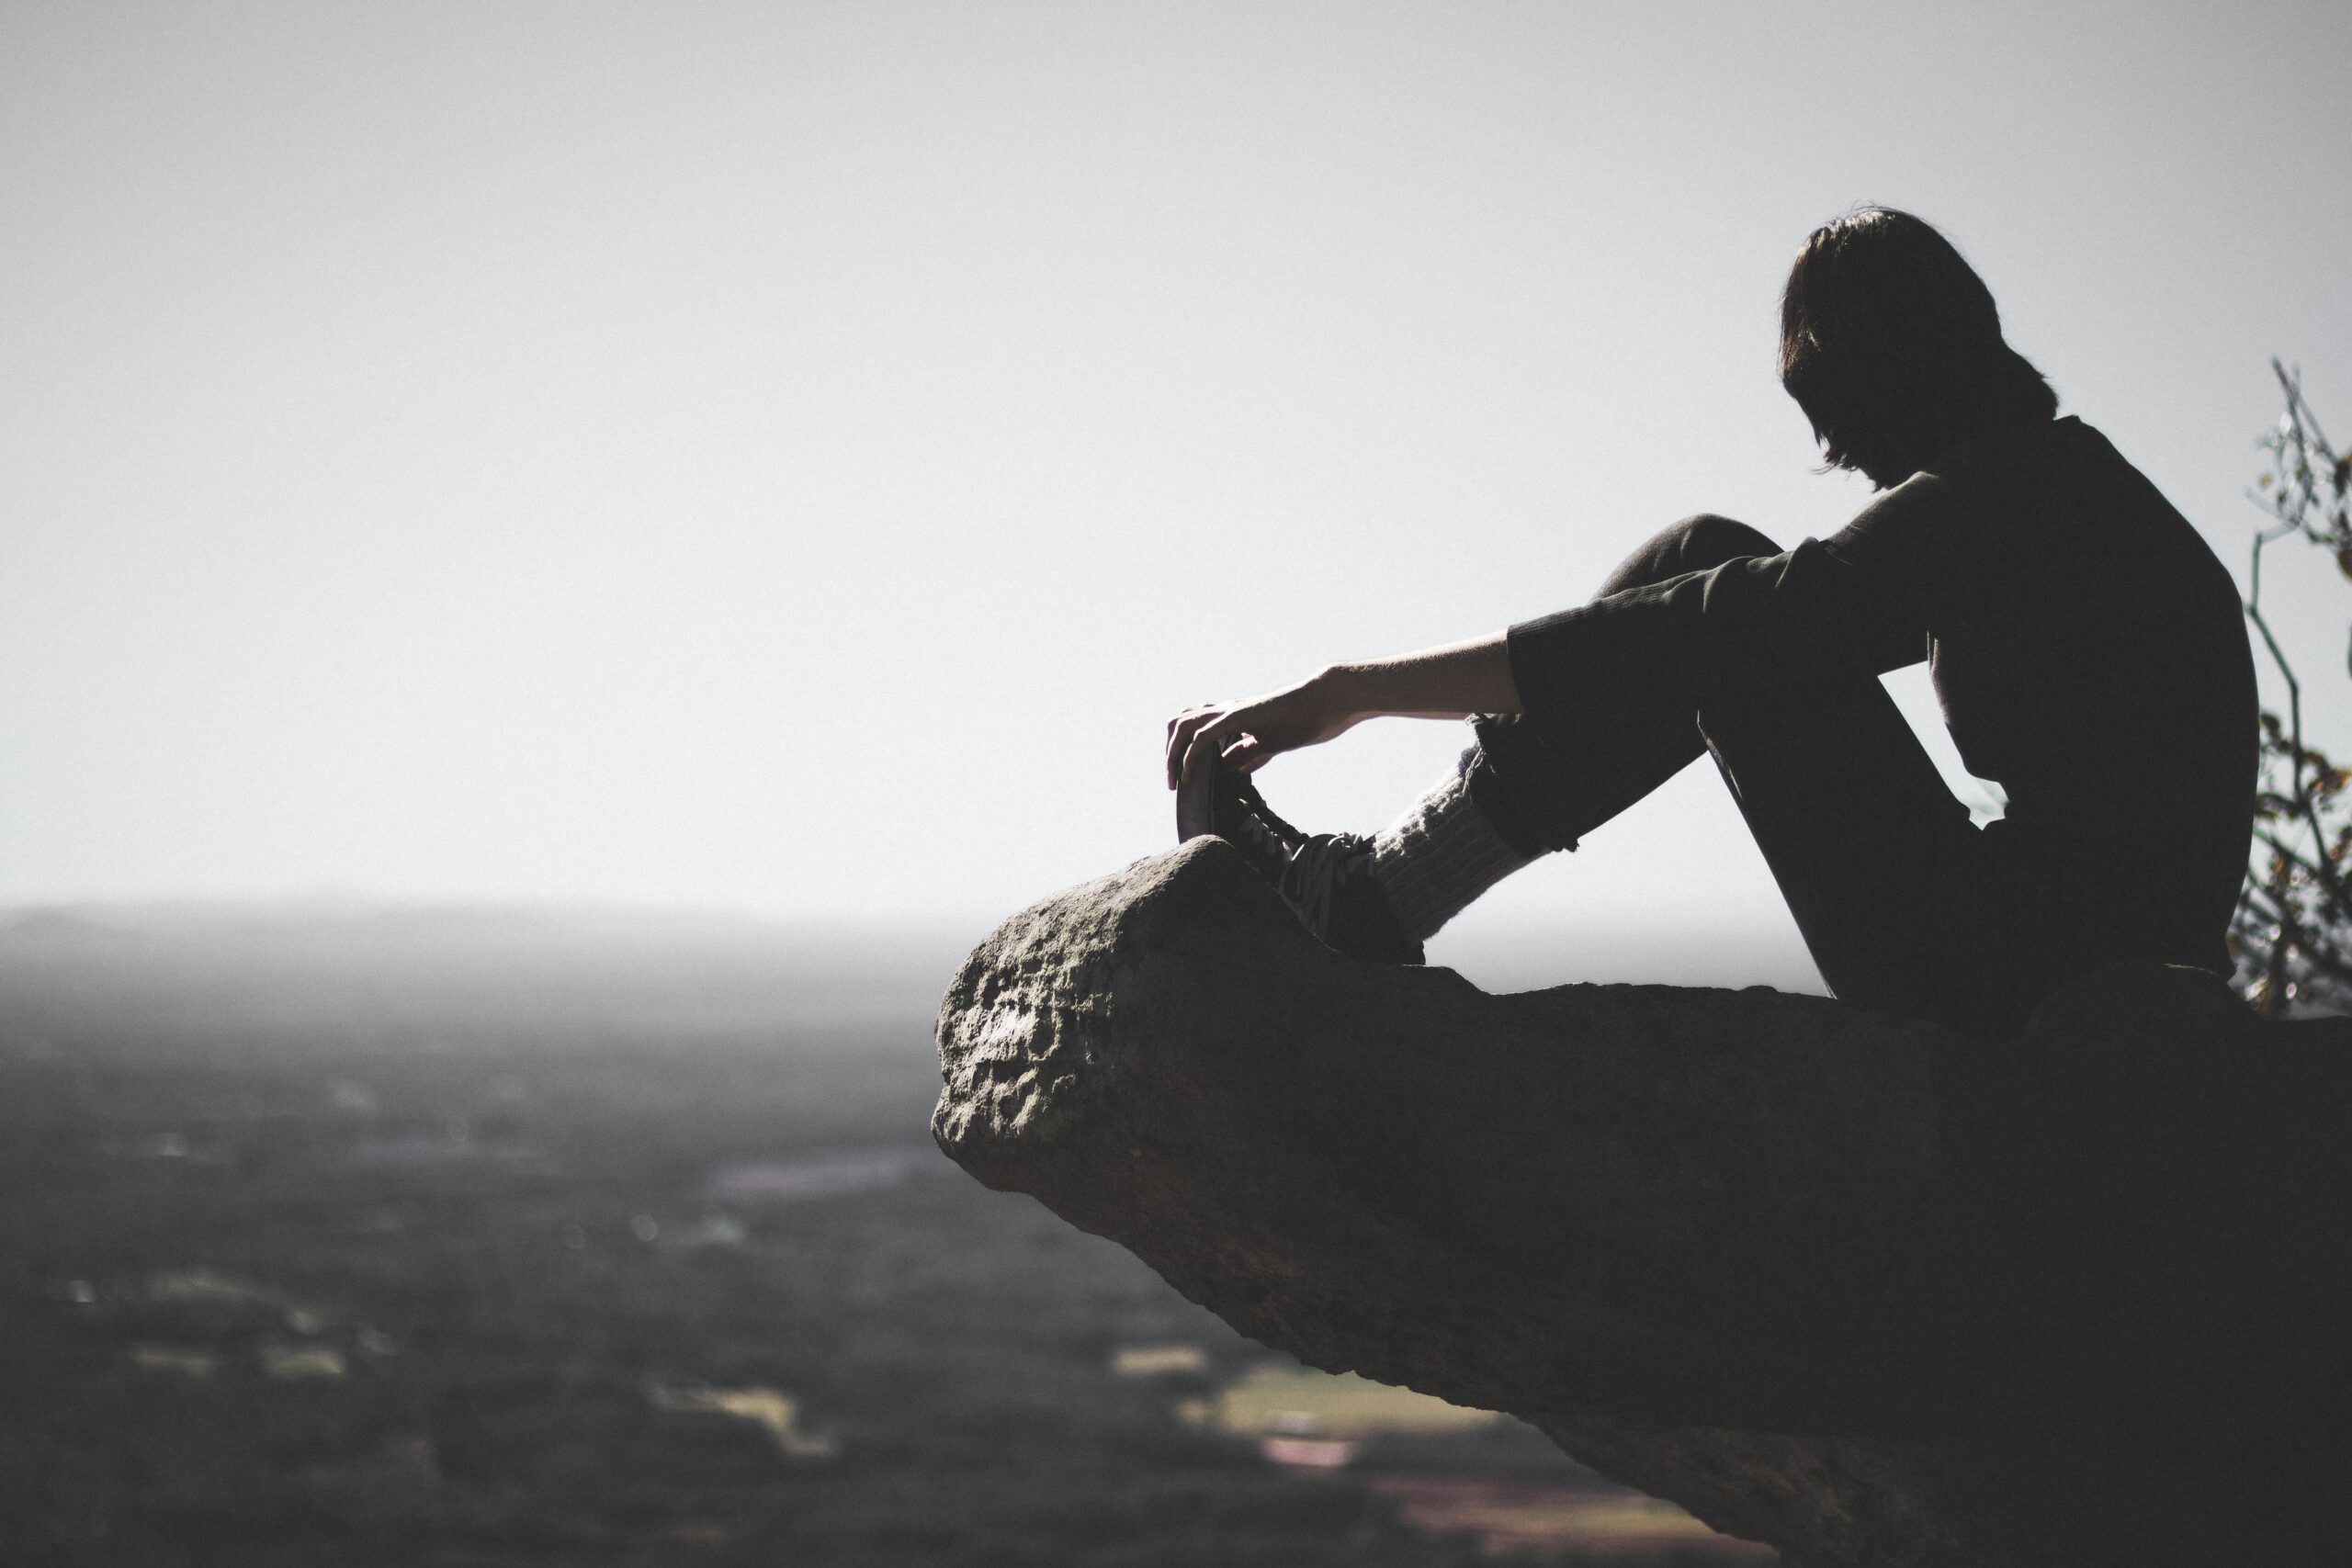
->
xmin=933 ymin=839 xmax=2352 ymax=1567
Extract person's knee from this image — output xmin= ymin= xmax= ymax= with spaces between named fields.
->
xmin=1668 ymin=513 xmax=1781 ymax=574
xmin=1600 ymin=514 xmax=1782 ymax=595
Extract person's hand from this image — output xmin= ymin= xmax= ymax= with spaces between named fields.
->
xmin=1163 ymin=635 xmax=1512 ymax=792
xmin=1164 ymin=671 xmax=1362 ymax=791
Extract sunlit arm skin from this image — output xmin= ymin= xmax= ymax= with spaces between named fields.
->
xmin=1164 ymin=632 xmax=1522 ymax=790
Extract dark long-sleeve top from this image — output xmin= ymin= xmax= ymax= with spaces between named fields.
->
xmin=1505 ymin=415 xmax=2258 ymax=976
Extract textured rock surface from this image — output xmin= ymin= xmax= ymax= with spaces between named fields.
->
xmin=934 ymin=840 xmax=2352 ymax=1567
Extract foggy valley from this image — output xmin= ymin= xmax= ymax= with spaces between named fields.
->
xmin=0 ymin=907 xmax=1771 ymax=1565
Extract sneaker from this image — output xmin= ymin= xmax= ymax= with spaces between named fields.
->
xmin=1179 ymin=756 xmax=1423 ymax=965
xmin=1174 ymin=746 xmax=1225 ymax=844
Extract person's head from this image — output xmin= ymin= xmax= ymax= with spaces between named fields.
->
xmin=1779 ymin=208 xmax=2057 ymax=489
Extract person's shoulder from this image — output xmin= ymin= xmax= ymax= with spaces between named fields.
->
xmin=1822 ymin=422 xmax=2052 ymax=565
xmin=1929 ymin=413 xmax=2088 ymax=479
xmin=1826 ymin=466 xmax=1959 ymax=566
xmin=1938 ymin=414 xmax=2149 ymax=491
xmin=2039 ymin=416 xmax=2173 ymax=503
xmin=1894 ymin=414 xmax=2110 ymax=523
xmin=1828 ymin=416 xmax=2124 ymax=564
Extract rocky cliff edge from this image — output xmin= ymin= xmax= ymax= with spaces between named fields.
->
xmin=933 ymin=839 xmax=2352 ymax=1567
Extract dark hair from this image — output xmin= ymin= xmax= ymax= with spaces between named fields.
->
xmin=1779 ymin=208 xmax=2058 ymax=488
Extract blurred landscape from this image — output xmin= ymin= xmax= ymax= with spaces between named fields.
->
xmin=0 ymin=906 xmax=1774 ymax=1566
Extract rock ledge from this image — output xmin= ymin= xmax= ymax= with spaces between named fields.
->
xmin=934 ymin=840 xmax=2352 ymax=1567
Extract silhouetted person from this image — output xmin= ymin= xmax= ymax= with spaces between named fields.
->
xmin=1168 ymin=208 xmax=2256 ymax=1040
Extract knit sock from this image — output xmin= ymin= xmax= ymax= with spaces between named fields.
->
xmin=1368 ymin=751 xmax=1532 ymax=943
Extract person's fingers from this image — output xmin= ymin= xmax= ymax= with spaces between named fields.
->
xmin=1165 ymin=709 xmax=1207 ymax=787
xmin=1178 ymin=719 xmax=1237 ymax=791
xmin=1173 ymin=718 xmax=1213 ymax=786
xmin=1172 ymin=721 xmax=1201 ymax=789
xmin=1168 ymin=692 xmax=1300 ymax=786
xmin=1171 ymin=703 xmax=1258 ymax=785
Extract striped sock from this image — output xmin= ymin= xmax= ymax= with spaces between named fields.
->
xmin=1368 ymin=751 xmax=1532 ymax=943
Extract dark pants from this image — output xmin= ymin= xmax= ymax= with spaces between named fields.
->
xmin=1468 ymin=515 xmax=2077 ymax=1039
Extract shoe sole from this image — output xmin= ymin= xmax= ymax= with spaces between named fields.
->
xmin=1175 ymin=751 xmax=1219 ymax=843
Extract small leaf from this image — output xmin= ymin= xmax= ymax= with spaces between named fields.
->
xmin=2336 ymin=545 xmax=2352 ymax=581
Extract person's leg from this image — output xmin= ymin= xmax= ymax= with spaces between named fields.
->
xmin=1216 ymin=510 xmax=2050 ymax=1026
xmin=1365 ymin=514 xmax=1780 ymax=944
xmin=1365 ymin=746 xmax=1531 ymax=944
xmin=1691 ymin=628 xmax=2064 ymax=1037
xmin=1469 ymin=513 xmax=1780 ymax=857
xmin=1465 ymin=513 xmax=2056 ymax=1033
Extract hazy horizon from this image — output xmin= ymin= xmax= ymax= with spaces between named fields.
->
xmin=0 ymin=887 xmax=1830 ymax=1003
xmin=6 ymin=2 xmax=2346 ymax=965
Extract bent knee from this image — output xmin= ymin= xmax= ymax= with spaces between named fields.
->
xmin=1600 ymin=514 xmax=1783 ymax=596
xmin=1668 ymin=513 xmax=1781 ymax=573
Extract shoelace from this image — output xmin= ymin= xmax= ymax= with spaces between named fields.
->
xmin=1215 ymin=773 xmax=1304 ymax=857
xmin=1277 ymin=833 xmax=1374 ymax=942
xmin=1217 ymin=776 xmax=1329 ymax=931
xmin=1209 ymin=767 xmax=1414 ymax=962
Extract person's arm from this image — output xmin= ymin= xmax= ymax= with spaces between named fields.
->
xmin=1164 ymin=633 xmax=1521 ymax=790
xmin=1505 ymin=480 xmax=1954 ymax=750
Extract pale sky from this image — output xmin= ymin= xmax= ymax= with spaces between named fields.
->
xmin=3 ymin=2 xmax=2346 ymax=984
